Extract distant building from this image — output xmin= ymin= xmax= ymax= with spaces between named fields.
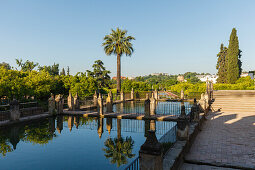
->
xmin=177 ymin=75 xmax=185 ymax=82
xmin=240 ymin=73 xmax=248 ymax=77
xmin=240 ymin=72 xmax=254 ymax=79
xmin=196 ymin=74 xmax=218 ymax=83
xmin=112 ymin=76 xmax=126 ymax=80
xmin=248 ymin=71 xmax=254 ymax=79
xmin=127 ymin=77 xmax=135 ymax=80
xmin=151 ymin=73 xmax=169 ymax=76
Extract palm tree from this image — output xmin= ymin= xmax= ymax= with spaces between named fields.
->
xmin=102 ymin=28 xmax=135 ymax=93
xmin=103 ymin=136 xmax=135 ymax=167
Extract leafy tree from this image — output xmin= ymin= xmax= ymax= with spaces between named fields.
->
xmin=216 ymin=44 xmax=228 ymax=83
xmin=87 ymin=60 xmax=111 ymax=89
xmin=38 ymin=63 xmax=59 ymax=76
xmin=16 ymin=59 xmax=38 ymax=72
xmin=0 ymin=62 xmax=11 ymax=70
xmin=102 ymin=28 xmax=135 ymax=93
xmin=226 ymin=28 xmax=241 ymax=83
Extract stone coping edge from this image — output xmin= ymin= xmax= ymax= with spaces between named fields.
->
xmin=163 ymin=113 xmax=206 ymax=170
xmin=0 ymin=113 xmax=50 ymax=127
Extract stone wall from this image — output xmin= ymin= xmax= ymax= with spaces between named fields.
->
xmin=20 ymin=107 xmax=44 ymax=118
xmin=0 ymin=111 xmax=10 ymax=121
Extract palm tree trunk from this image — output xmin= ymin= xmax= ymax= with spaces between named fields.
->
xmin=117 ymin=54 xmax=121 ymax=93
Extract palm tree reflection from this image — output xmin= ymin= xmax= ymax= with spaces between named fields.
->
xmin=103 ymin=136 xmax=135 ymax=167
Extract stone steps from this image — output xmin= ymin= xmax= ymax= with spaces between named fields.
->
xmin=211 ymin=90 xmax=255 ymax=113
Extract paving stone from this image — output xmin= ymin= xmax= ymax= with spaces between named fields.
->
xmin=184 ymin=111 xmax=255 ymax=169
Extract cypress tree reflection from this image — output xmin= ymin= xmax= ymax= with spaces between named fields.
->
xmin=103 ymin=136 xmax=135 ymax=167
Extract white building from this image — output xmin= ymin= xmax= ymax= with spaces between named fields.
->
xmin=196 ymin=74 xmax=218 ymax=83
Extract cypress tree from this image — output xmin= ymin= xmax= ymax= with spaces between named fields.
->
xmin=67 ymin=66 xmax=70 ymax=76
xmin=60 ymin=68 xmax=66 ymax=76
xmin=216 ymin=44 xmax=228 ymax=83
xmin=226 ymin=28 xmax=240 ymax=84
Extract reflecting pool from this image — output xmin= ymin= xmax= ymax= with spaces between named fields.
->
xmin=0 ymin=116 xmax=176 ymax=170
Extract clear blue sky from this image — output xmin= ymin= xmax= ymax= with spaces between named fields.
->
xmin=0 ymin=0 xmax=254 ymax=77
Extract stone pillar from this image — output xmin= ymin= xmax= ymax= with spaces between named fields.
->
xmin=9 ymin=126 xmax=20 ymax=150
xmin=106 ymin=118 xmax=112 ymax=134
xmin=190 ymin=98 xmax=197 ymax=122
xmin=106 ymin=93 xmax=113 ymax=113
xmin=150 ymin=93 xmax=156 ymax=116
xmin=93 ymin=91 xmax=98 ymax=106
xmin=68 ymin=116 xmax=74 ymax=132
xmin=74 ymin=93 xmax=80 ymax=110
xmin=67 ymin=92 xmax=74 ymax=111
xmin=120 ymin=90 xmax=125 ymax=101
xmin=139 ymin=130 xmax=163 ymax=170
xmin=97 ymin=93 xmax=103 ymax=116
xmin=210 ymin=81 xmax=214 ymax=100
xmin=154 ymin=90 xmax=159 ymax=100
xmin=10 ymin=99 xmax=20 ymax=121
xmin=131 ymin=88 xmax=134 ymax=100
xmin=48 ymin=94 xmax=55 ymax=115
xmin=49 ymin=117 xmax=56 ymax=134
xmin=117 ymin=118 xmax=121 ymax=139
xmin=150 ymin=120 xmax=156 ymax=131
xmin=199 ymin=93 xmax=205 ymax=111
xmin=204 ymin=92 xmax=209 ymax=111
xmin=55 ymin=94 xmax=63 ymax=114
xmin=181 ymin=89 xmax=185 ymax=100
xmin=97 ymin=118 xmax=104 ymax=139
xmin=57 ymin=115 xmax=63 ymax=134
xmin=177 ymin=102 xmax=189 ymax=140
xmin=144 ymin=95 xmax=150 ymax=117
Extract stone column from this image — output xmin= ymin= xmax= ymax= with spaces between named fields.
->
xmin=139 ymin=130 xmax=163 ymax=170
xmin=131 ymin=88 xmax=134 ymax=100
xmin=74 ymin=93 xmax=80 ymax=110
xmin=67 ymin=92 xmax=74 ymax=111
xmin=190 ymin=98 xmax=199 ymax=122
xmin=97 ymin=118 xmax=104 ymax=139
xmin=93 ymin=91 xmax=98 ymax=106
xmin=150 ymin=93 xmax=156 ymax=116
xmin=120 ymin=90 xmax=125 ymax=101
xmin=55 ymin=94 xmax=63 ymax=114
xmin=181 ymin=89 xmax=185 ymax=100
xmin=10 ymin=99 xmax=20 ymax=121
xmin=154 ymin=90 xmax=159 ymax=100
xmin=144 ymin=95 xmax=150 ymax=118
xmin=97 ymin=93 xmax=103 ymax=116
xmin=9 ymin=126 xmax=20 ymax=150
xmin=48 ymin=94 xmax=55 ymax=115
xmin=150 ymin=120 xmax=156 ymax=131
xmin=106 ymin=92 xmax=113 ymax=113
xmin=106 ymin=118 xmax=112 ymax=134
xmin=117 ymin=118 xmax=121 ymax=139
xmin=57 ymin=115 xmax=63 ymax=134
xmin=68 ymin=116 xmax=74 ymax=132
xmin=177 ymin=102 xmax=189 ymax=140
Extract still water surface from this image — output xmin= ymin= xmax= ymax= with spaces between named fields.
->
xmin=0 ymin=116 xmax=176 ymax=170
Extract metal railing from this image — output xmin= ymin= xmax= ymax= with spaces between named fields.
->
xmin=124 ymin=157 xmax=139 ymax=170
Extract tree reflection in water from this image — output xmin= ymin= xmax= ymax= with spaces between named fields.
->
xmin=103 ymin=136 xmax=135 ymax=167
xmin=0 ymin=118 xmax=56 ymax=157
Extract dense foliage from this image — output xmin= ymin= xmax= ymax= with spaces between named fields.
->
xmin=0 ymin=60 xmax=110 ymax=100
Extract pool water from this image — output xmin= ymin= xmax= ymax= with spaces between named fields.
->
xmin=0 ymin=115 xmax=176 ymax=170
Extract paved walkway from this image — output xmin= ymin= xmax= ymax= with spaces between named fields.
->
xmin=183 ymin=111 xmax=255 ymax=169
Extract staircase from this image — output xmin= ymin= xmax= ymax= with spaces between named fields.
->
xmin=211 ymin=90 xmax=255 ymax=113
